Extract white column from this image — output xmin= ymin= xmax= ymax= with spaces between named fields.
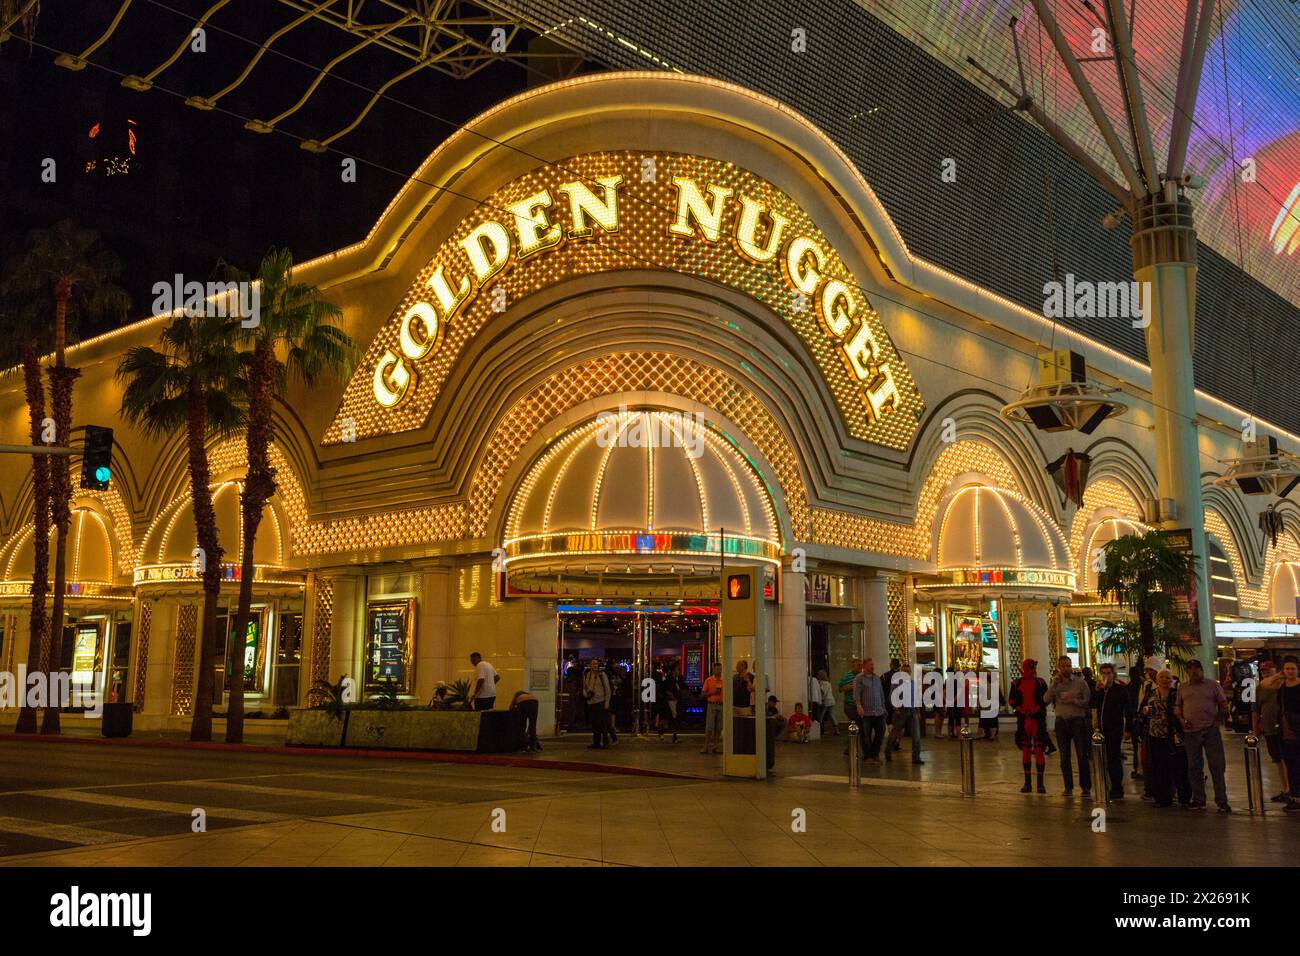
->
xmin=1139 ymin=256 xmax=1215 ymax=671
xmin=863 ymin=575 xmax=890 ymax=667
xmin=778 ymin=569 xmax=808 ymax=712
xmin=415 ymin=567 xmax=450 ymax=704
xmin=141 ymin=602 xmax=177 ymax=724
xmin=1024 ymin=605 xmax=1050 ymax=665
xmin=523 ymin=598 xmax=557 ymax=735
xmin=330 ymin=575 xmax=361 ymax=689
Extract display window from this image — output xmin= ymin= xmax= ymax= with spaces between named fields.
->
xmin=365 ymin=598 xmax=415 ymax=695
xmin=214 ymin=606 xmax=269 ymax=699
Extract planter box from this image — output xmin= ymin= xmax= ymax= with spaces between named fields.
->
xmin=285 ymin=708 xmax=348 ymax=747
xmin=285 ymin=708 xmax=519 ymax=753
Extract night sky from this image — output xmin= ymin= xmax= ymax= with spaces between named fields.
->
xmin=0 ymin=0 xmax=597 ymax=337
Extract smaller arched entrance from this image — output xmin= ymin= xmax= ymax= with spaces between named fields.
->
xmin=502 ymin=408 xmax=783 ymax=735
xmin=136 ymin=481 xmax=305 ymax=715
xmin=914 ymin=477 xmax=1074 ymax=699
xmin=0 ymin=502 xmax=133 ymax=705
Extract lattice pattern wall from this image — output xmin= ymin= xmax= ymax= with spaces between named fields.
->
xmin=170 ymin=604 xmax=198 ymax=717
xmin=132 ymin=601 xmax=151 ymax=711
xmin=2 ymin=613 xmax=13 ymax=675
xmin=1004 ymin=607 xmax=1023 ymax=677
xmin=887 ymin=578 xmax=907 ymax=665
xmin=812 ymin=440 xmax=1020 ymax=559
xmin=311 ymin=577 xmax=335 ymax=687
xmin=1048 ymin=609 xmax=1061 ymax=664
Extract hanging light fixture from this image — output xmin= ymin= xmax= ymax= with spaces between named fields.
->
xmin=1214 ymin=435 xmax=1300 ymax=497
xmin=1001 ymin=349 xmax=1126 ymax=435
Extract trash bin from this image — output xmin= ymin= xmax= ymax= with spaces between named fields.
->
xmin=102 ymin=702 xmax=133 ymax=738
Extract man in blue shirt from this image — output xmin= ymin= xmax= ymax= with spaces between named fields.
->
xmin=853 ymin=657 xmax=887 ymax=763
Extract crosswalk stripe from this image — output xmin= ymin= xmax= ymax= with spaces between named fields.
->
xmin=0 ymin=815 xmax=129 ymax=846
xmin=36 ymin=788 xmax=290 ymax=823
xmin=195 ymin=780 xmax=429 ymax=808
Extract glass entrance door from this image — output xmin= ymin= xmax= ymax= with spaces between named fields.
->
xmin=556 ymin=607 xmax=717 ymax=735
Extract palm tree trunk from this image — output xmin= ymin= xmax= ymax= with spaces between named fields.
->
xmin=225 ymin=341 xmax=276 ymax=744
xmin=15 ymin=348 xmax=50 ymax=734
xmin=41 ymin=357 xmax=80 ymax=735
xmin=1137 ymin=603 xmax=1156 ymax=662
xmin=186 ymin=384 xmax=224 ymax=742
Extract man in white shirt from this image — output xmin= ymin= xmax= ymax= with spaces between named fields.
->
xmin=469 ymin=652 xmax=499 ymax=710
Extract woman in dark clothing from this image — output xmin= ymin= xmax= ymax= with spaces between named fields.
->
xmin=1277 ymin=656 xmax=1300 ymax=812
xmin=1142 ymin=669 xmax=1191 ymax=807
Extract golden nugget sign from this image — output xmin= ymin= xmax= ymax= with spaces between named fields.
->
xmin=327 ymin=152 xmax=923 ymax=449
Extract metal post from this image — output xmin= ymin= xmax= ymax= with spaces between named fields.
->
xmin=1244 ymin=734 xmax=1266 ymax=815
xmin=848 ymin=722 xmax=860 ymax=791
xmin=959 ymin=725 xmax=975 ymax=796
xmin=1091 ymin=730 xmax=1110 ymax=805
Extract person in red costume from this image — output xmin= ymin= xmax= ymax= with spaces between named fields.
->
xmin=1010 ymin=658 xmax=1051 ymax=793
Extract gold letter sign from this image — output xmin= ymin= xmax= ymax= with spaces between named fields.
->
xmin=327 ymin=152 xmax=923 ymax=450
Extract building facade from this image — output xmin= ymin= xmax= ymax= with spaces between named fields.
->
xmin=3 ymin=73 xmax=1298 ymax=733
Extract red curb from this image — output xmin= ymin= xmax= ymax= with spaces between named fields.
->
xmin=0 ymin=733 xmax=701 ymax=781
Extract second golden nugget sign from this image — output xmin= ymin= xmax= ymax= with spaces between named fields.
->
xmin=328 ymin=152 xmax=922 ymax=449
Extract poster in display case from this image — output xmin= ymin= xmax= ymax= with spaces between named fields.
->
xmin=366 ymin=599 xmax=415 ymax=694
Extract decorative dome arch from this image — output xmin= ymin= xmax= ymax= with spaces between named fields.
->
xmin=503 ymin=409 xmax=782 ymax=572
xmin=134 ymin=481 xmax=297 ymax=589
xmin=1270 ymin=560 xmax=1300 ymax=619
xmin=922 ymin=476 xmax=1074 ymax=601
xmin=0 ymin=503 xmax=125 ymax=601
xmin=1077 ymin=510 xmax=1150 ymax=595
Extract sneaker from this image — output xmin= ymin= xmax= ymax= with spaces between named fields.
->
xmin=1270 ymin=792 xmax=1289 ymax=803
xmin=1217 ymin=803 xmax=1232 ymax=814
xmin=1189 ymin=802 xmax=1206 ymax=811
xmin=913 ymin=758 xmax=925 ymax=765
xmin=1036 ymin=783 xmax=1046 ymax=793
xmin=1284 ymin=801 xmax=1300 ymax=812
xmin=1020 ymin=782 xmax=1032 ymax=793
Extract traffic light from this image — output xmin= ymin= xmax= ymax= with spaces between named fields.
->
xmin=81 ymin=425 xmax=113 ymax=490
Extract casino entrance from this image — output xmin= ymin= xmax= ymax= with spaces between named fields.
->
xmin=555 ymin=603 xmax=719 ymax=736
xmin=500 ymin=408 xmax=785 ymax=737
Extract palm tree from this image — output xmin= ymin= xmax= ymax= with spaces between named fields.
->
xmin=1092 ymin=617 xmax=1196 ymax=679
xmin=1095 ymin=530 xmax=1199 ymax=677
xmin=6 ymin=221 xmax=128 ymax=734
xmin=0 ymin=279 xmax=51 ymax=734
xmin=117 ymin=313 xmax=246 ymax=741
xmin=223 ymin=249 xmax=352 ymax=743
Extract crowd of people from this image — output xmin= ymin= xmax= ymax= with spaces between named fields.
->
xmin=510 ymin=648 xmax=1300 ymax=812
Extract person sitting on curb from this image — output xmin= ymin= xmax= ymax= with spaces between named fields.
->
xmin=787 ymin=702 xmax=812 ymax=742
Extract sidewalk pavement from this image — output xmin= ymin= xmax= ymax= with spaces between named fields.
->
xmin=1 ymin=734 xmax=1291 ymax=868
